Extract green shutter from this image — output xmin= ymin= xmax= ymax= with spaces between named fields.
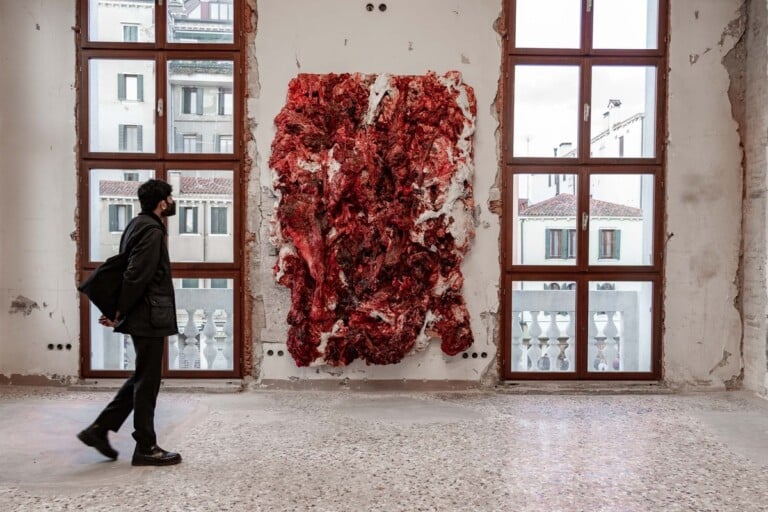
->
xmin=196 ymin=88 xmax=204 ymax=115
xmin=545 ymin=229 xmax=551 ymax=259
xmin=137 ymin=126 xmax=143 ymax=152
xmin=182 ymin=88 xmax=190 ymax=113
xmin=212 ymin=207 xmax=227 ymax=234
xmin=614 ymin=230 xmax=621 ymax=260
xmin=193 ymin=208 xmax=199 ymax=233
xmin=117 ymin=74 xmax=125 ymax=100
xmin=118 ymin=125 xmax=126 ymax=151
xmin=561 ymin=229 xmax=568 ymax=259
xmin=218 ymin=88 xmax=224 ymax=115
xmin=196 ymin=134 xmax=203 ymax=152
xmin=109 ymin=205 xmax=118 ymax=232
xmin=137 ymin=75 xmax=144 ymax=102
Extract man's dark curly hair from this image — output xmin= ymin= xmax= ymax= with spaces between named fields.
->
xmin=138 ymin=179 xmax=173 ymax=213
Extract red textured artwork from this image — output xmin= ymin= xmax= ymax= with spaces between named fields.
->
xmin=269 ymin=71 xmax=477 ymax=367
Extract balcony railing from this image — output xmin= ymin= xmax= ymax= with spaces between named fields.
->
xmin=510 ymin=290 xmax=642 ymax=373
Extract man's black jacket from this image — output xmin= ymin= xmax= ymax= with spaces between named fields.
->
xmin=112 ymin=212 xmax=179 ymax=338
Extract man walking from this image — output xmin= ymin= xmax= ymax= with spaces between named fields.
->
xmin=77 ymin=179 xmax=182 ymax=466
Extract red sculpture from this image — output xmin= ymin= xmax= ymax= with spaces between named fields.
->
xmin=270 ymin=72 xmax=476 ymax=366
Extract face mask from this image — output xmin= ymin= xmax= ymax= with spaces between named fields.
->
xmin=161 ymin=200 xmax=176 ymax=217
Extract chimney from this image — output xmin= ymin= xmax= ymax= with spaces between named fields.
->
xmin=605 ymin=99 xmax=622 ymax=133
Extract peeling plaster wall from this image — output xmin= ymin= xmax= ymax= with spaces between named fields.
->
xmin=1 ymin=0 xmax=764 ymax=390
xmin=0 ymin=1 xmax=79 ymax=380
xmin=744 ymin=0 xmax=768 ymax=394
xmin=666 ymin=1 xmax=746 ymax=388
xmin=252 ymin=0 xmax=502 ymax=383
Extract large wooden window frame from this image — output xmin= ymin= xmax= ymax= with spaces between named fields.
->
xmin=77 ymin=0 xmax=245 ymax=379
xmin=501 ymin=0 xmax=668 ymax=380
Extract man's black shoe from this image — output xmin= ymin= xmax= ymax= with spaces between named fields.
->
xmin=131 ymin=445 xmax=182 ymax=466
xmin=77 ymin=424 xmax=118 ymax=460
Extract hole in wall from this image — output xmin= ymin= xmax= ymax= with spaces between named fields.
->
xmin=47 ymin=344 xmax=54 ymax=350
xmin=56 ymin=344 xmax=63 ymax=350
xmin=267 ymin=349 xmax=274 ymax=356
xmin=277 ymin=350 xmax=284 ymax=357
xmin=366 ymin=3 xmax=374 ymax=11
xmin=378 ymin=3 xmax=387 ymax=11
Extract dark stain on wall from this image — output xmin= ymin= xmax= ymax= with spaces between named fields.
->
xmin=8 ymin=296 xmax=40 ymax=316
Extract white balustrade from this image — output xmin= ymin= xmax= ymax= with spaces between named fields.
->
xmin=169 ymin=289 xmax=234 ymax=371
xmin=511 ymin=289 xmax=640 ymax=373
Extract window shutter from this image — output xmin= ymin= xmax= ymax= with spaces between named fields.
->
xmin=109 ymin=205 xmax=118 ymax=232
xmin=614 ymin=230 xmax=621 ymax=260
xmin=192 ymin=208 xmax=199 ymax=233
xmin=126 ymin=205 xmax=133 ymax=221
xmin=174 ymin=131 xmax=183 ymax=152
xmin=561 ymin=229 xmax=568 ymax=259
xmin=545 ymin=229 xmax=551 ymax=259
xmin=118 ymin=125 xmax=126 ymax=151
xmin=182 ymin=88 xmax=191 ymax=114
xmin=137 ymin=125 xmax=143 ymax=152
xmin=218 ymin=89 xmax=224 ymax=115
xmin=137 ymin=75 xmax=144 ymax=102
xmin=117 ymin=74 xmax=126 ymax=100
xmin=196 ymin=134 xmax=203 ymax=152
xmin=196 ymin=88 xmax=204 ymax=115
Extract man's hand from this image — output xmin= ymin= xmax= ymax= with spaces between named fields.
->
xmin=98 ymin=311 xmax=121 ymax=328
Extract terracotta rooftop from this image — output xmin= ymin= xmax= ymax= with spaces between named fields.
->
xmin=99 ymin=177 xmax=233 ymax=197
xmin=519 ymin=193 xmax=642 ymax=218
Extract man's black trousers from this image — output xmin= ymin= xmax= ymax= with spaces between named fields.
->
xmin=94 ymin=336 xmax=164 ymax=450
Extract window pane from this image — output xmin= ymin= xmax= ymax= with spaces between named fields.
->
xmin=513 ymin=65 xmax=580 ymax=158
xmin=169 ymin=278 xmax=235 ymax=371
xmin=89 ymin=169 xmax=155 ymax=261
xmin=512 ymin=173 xmax=578 ymax=265
xmin=515 ymin=0 xmax=581 ymax=49
xmin=591 ymin=66 xmax=657 ymax=158
xmin=167 ymin=60 xmax=234 ymax=154
xmin=588 ymin=281 xmax=653 ymax=372
xmin=88 ymin=0 xmax=155 ymax=43
xmin=89 ymin=59 xmax=156 ymax=154
xmin=167 ymin=170 xmax=234 ymax=262
xmin=89 ymin=304 xmax=136 ymax=371
xmin=589 ymin=174 xmax=654 ymax=266
xmin=510 ymin=281 xmax=577 ymax=373
xmin=593 ymin=0 xmax=659 ymax=49
xmin=168 ymin=0 xmax=234 ymax=44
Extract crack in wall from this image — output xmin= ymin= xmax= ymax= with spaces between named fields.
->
xmin=484 ymin=3 xmax=507 ymax=388
xmin=723 ymin=2 xmax=748 ymax=389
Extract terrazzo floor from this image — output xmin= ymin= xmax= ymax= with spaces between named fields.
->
xmin=0 ymin=387 xmax=766 ymax=511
